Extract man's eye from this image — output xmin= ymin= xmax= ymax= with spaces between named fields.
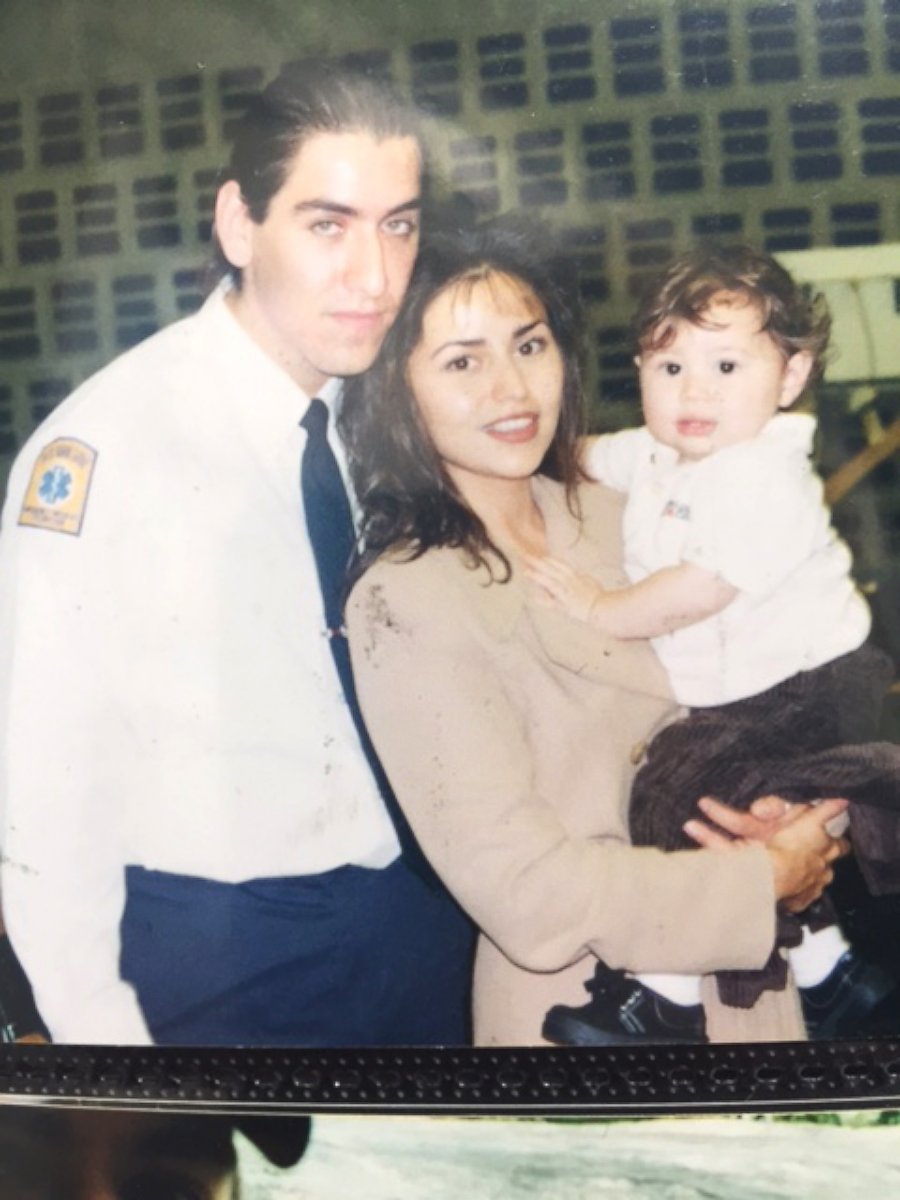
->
xmin=311 ymin=220 xmax=341 ymax=236
xmin=719 ymin=360 xmax=736 ymax=374
xmin=385 ymin=216 xmax=419 ymax=237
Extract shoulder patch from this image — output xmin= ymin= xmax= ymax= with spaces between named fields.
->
xmin=18 ymin=438 xmax=98 ymax=536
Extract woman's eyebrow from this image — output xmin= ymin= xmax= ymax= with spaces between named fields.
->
xmin=430 ymin=337 xmax=483 ymax=359
xmin=430 ymin=320 xmax=547 ymax=359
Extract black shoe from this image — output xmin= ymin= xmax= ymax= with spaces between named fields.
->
xmin=542 ymin=962 xmax=707 ymax=1046
xmin=800 ymin=950 xmax=896 ymax=1040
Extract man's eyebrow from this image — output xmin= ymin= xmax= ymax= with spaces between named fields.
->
xmin=292 ymin=197 xmax=422 ymax=218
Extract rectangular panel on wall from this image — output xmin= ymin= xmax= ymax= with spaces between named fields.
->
xmin=97 ymin=84 xmax=145 ymax=159
xmin=0 ymin=386 xmax=17 ymax=456
xmin=112 ymin=275 xmax=158 ymax=350
xmin=582 ymin=120 xmax=634 ymax=202
xmin=74 ymin=184 xmax=120 ymax=258
xmin=859 ymin=96 xmax=900 ymax=175
xmin=885 ymin=0 xmax=900 ymax=71
xmin=649 ymin=113 xmax=703 ymax=194
xmin=37 ymin=91 xmax=84 ymax=167
xmin=830 ymin=201 xmax=881 ymax=246
xmin=15 ymin=189 xmax=61 ymax=265
xmin=409 ymin=40 xmax=461 ymax=117
xmin=515 ymin=128 xmax=567 ymax=207
xmin=594 ymin=324 xmax=639 ymax=423
xmin=477 ymin=32 xmax=529 ymax=111
xmin=0 ymin=100 xmax=25 ymax=175
xmin=692 ymin=211 xmax=744 ymax=240
xmin=789 ymin=101 xmax=843 ymax=183
xmin=678 ymin=7 xmax=733 ymax=89
xmin=609 ymin=13 xmax=665 ymax=96
xmin=158 ymin=74 xmax=207 ymax=152
xmin=218 ymin=67 xmax=264 ymax=141
xmin=448 ymin=135 xmax=500 ymax=217
xmin=745 ymin=3 xmax=802 ymax=84
xmin=561 ymin=224 xmax=608 ymax=305
xmin=0 ymin=288 xmax=39 ymax=363
xmin=134 ymin=175 xmax=181 ymax=251
xmin=623 ymin=216 xmax=674 ymax=298
xmin=762 ymin=206 xmax=812 ymax=252
xmin=719 ymin=107 xmax=773 ymax=187
xmin=543 ymin=23 xmax=596 ymax=104
xmin=194 ymin=168 xmax=219 ymax=243
xmin=51 ymin=279 xmax=100 ymax=356
xmin=815 ymin=0 xmax=870 ymax=78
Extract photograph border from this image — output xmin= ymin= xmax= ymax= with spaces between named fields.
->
xmin=2 ymin=0 xmax=900 ymax=1117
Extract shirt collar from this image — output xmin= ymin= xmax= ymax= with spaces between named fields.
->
xmin=198 ymin=283 xmax=342 ymax=424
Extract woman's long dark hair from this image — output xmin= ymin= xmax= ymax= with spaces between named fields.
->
xmin=340 ymin=212 xmax=586 ymax=581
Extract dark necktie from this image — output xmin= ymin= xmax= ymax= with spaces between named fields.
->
xmin=300 ymin=398 xmax=438 ymax=887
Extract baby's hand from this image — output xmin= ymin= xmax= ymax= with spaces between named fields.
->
xmin=523 ymin=555 xmax=605 ymax=624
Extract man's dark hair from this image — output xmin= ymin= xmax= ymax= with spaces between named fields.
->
xmin=340 ymin=211 xmax=586 ymax=582
xmin=215 ymin=60 xmax=423 ymax=282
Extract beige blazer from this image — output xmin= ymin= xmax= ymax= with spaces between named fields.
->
xmin=347 ymin=477 xmax=804 ymax=1044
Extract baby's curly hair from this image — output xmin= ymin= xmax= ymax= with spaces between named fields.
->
xmin=634 ymin=243 xmax=832 ymax=386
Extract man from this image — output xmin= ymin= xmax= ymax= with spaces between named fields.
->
xmin=0 ymin=63 xmax=474 ymax=1045
xmin=0 ymin=1105 xmax=310 ymax=1197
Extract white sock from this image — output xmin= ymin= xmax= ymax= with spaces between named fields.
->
xmin=788 ymin=925 xmax=850 ymax=989
xmin=632 ymin=972 xmax=702 ymax=1006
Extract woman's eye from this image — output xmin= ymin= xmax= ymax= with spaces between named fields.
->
xmin=663 ymin=362 xmax=680 ymax=376
xmin=444 ymin=356 xmax=473 ymax=372
xmin=518 ymin=336 xmax=546 ymax=357
xmin=718 ymin=360 xmax=736 ymax=374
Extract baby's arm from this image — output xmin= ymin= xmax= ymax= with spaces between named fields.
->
xmin=524 ymin=556 xmax=738 ymax=639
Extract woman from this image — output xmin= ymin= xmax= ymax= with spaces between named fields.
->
xmin=341 ymin=215 xmax=847 ymax=1046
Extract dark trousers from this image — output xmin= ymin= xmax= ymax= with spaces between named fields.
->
xmin=120 ymin=858 xmax=475 ymax=1046
xmin=629 ymin=643 xmax=900 ymax=1007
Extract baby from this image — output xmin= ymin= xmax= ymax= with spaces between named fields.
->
xmin=528 ymin=244 xmax=900 ymax=1045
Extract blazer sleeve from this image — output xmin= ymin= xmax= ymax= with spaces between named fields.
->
xmin=347 ymin=556 xmax=777 ymax=977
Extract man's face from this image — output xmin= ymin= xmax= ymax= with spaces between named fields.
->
xmin=0 ymin=1108 xmax=237 ymax=1199
xmin=221 ymin=129 xmax=422 ymax=395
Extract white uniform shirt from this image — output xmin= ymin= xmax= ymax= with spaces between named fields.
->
xmin=0 ymin=287 xmax=400 ymax=1044
xmin=585 ymin=413 xmax=871 ymax=707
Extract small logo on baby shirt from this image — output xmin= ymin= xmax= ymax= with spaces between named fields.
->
xmin=662 ymin=499 xmax=690 ymax=521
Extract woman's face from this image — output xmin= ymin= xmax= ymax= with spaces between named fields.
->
xmin=406 ymin=271 xmax=565 ymax=498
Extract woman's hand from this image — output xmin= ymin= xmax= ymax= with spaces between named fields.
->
xmin=685 ymin=795 xmax=850 ymax=912
xmin=765 ymin=806 xmax=850 ymax=912
xmin=684 ymin=795 xmax=848 ymax=848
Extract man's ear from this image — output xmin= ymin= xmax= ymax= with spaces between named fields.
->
xmin=214 ymin=181 xmax=255 ymax=271
xmin=779 ymin=349 xmax=814 ymax=409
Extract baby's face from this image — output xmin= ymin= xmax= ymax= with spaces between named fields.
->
xmin=636 ymin=293 xmax=812 ymax=462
